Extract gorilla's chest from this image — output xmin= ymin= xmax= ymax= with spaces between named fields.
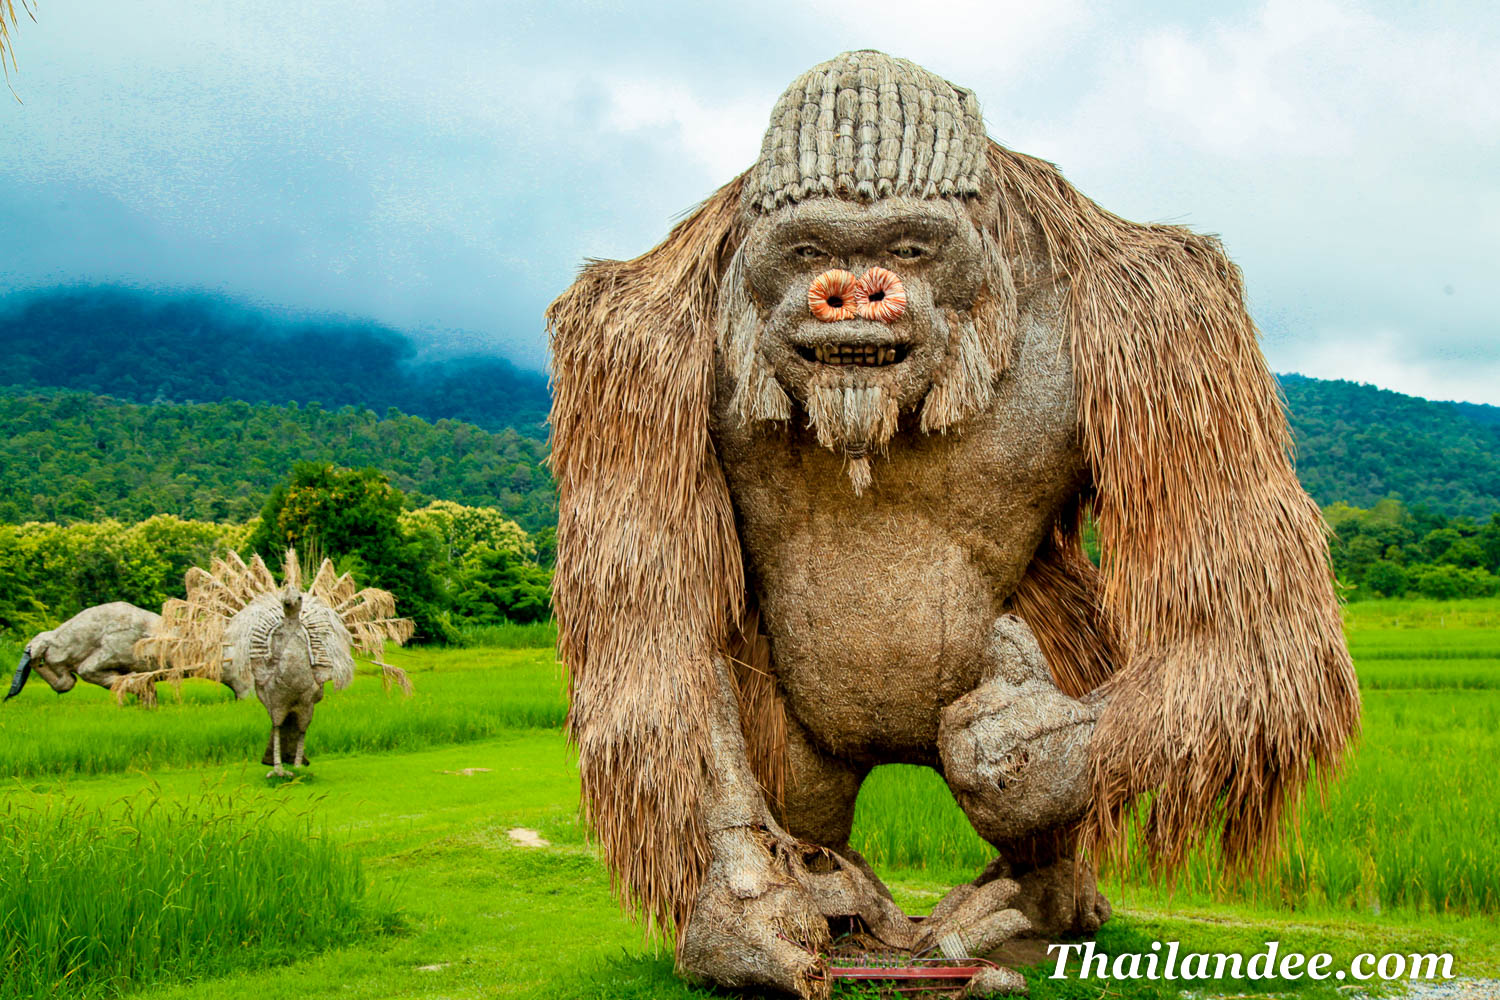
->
xmin=711 ymin=317 xmax=1085 ymax=762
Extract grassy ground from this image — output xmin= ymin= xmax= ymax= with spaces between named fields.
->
xmin=11 ymin=733 xmax=1495 ymax=1000
xmin=852 ymin=689 xmax=1500 ymax=917
xmin=1 ymin=794 xmax=384 ymax=999
xmin=2 ymin=598 xmax=1498 ymax=998
xmin=0 ymin=646 xmax=563 ymax=779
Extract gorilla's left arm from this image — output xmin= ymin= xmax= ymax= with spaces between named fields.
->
xmin=1068 ymin=223 xmax=1362 ymax=873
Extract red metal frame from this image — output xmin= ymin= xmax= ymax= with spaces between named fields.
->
xmin=828 ymin=965 xmax=986 ymax=981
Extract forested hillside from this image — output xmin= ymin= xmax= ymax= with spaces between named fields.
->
xmin=1282 ymin=375 xmax=1500 ymax=518
xmin=4 ymin=286 xmax=1500 ymax=523
xmin=0 ymin=391 xmax=555 ymax=531
xmin=0 ymin=287 xmax=549 ymax=436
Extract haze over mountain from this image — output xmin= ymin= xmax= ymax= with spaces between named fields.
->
xmin=3 ymin=286 xmax=1497 ymax=522
xmin=0 ymin=287 xmax=549 ymax=437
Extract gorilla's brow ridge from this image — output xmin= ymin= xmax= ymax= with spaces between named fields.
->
xmin=769 ymin=213 xmax=961 ymax=255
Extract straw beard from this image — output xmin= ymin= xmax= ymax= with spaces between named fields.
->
xmin=716 ymin=245 xmax=1013 ymax=495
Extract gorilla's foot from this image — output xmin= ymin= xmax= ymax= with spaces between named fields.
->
xmin=678 ymin=825 xmax=917 ymax=999
xmin=913 ymin=877 xmax=1031 ymax=960
xmin=973 ymin=856 xmax=1111 ymax=939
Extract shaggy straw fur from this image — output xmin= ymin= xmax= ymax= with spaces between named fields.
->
xmin=548 ymin=182 xmax=747 ymax=934
xmin=1 ymin=1 xmax=32 ymax=74
xmin=126 ymin=549 xmax=414 ymax=700
xmin=1007 ymin=510 xmax=1121 ymax=700
xmin=548 ymin=109 xmax=1358 ymax=932
xmin=980 ymin=141 xmax=1360 ymax=871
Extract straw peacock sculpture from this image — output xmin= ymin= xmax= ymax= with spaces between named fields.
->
xmin=130 ymin=550 xmax=413 ymax=774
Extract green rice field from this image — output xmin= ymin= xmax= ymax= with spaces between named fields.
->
xmin=1 ymin=795 xmax=388 ymax=1000
xmin=0 ymin=644 xmax=564 ymax=780
xmin=2 ymin=597 xmax=1498 ymax=999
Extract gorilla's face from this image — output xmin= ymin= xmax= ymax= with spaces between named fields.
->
xmin=738 ymin=196 xmax=989 ymax=418
xmin=719 ymin=194 xmax=1008 ymax=492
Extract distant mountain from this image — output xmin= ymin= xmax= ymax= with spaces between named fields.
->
xmin=0 ymin=390 xmax=555 ymax=531
xmin=0 ymin=286 xmax=549 ymax=438
xmin=2 ymin=286 xmax=1497 ymax=521
xmin=1281 ymin=374 xmax=1500 ymax=519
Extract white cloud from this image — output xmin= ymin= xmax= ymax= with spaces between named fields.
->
xmin=598 ymin=78 xmax=766 ymax=181
xmin=1280 ymin=327 xmax=1500 ymax=406
xmin=0 ymin=0 xmax=1495 ymax=401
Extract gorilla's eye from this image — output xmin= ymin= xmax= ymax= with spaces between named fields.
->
xmin=890 ymin=245 xmax=923 ymax=260
xmin=794 ymin=245 xmax=826 ymax=259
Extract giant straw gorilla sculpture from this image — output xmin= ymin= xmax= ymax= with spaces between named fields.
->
xmin=548 ymin=51 xmax=1360 ymax=997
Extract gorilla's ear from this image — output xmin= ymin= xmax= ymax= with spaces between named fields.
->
xmin=546 ymin=176 xmax=753 ymax=931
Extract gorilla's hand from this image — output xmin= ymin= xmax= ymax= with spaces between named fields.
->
xmin=938 ymin=615 xmax=1101 ymax=845
xmin=678 ymin=823 xmax=916 ymax=999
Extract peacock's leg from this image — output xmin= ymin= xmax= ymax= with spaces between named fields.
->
xmin=266 ymin=724 xmax=290 ymax=778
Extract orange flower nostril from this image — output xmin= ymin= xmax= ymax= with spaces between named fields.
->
xmin=854 ymin=267 xmax=907 ymax=322
xmin=808 ymin=269 xmax=859 ymax=322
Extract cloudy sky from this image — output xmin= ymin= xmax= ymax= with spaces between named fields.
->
xmin=2 ymin=0 xmax=1495 ymax=401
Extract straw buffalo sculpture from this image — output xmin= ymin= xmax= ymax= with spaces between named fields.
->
xmin=4 ymin=603 xmax=251 ymax=705
xmin=548 ymin=51 xmax=1359 ymax=997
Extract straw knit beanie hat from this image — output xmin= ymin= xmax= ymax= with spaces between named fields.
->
xmin=743 ymin=50 xmax=992 ymax=213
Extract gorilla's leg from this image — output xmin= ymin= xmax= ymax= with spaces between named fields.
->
xmin=936 ymin=615 xmax=1110 ymax=940
xmin=776 ymin=714 xmax=863 ymax=848
xmin=677 ymin=657 xmax=915 ymax=999
xmin=775 ymin=715 xmax=896 ymax=901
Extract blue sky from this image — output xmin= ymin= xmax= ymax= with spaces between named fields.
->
xmin=2 ymin=0 xmax=1496 ymax=402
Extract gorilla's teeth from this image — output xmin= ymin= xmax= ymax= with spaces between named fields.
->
xmin=808 ymin=343 xmax=903 ymax=366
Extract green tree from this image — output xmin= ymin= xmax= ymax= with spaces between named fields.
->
xmin=531 ymin=525 xmax=557 ymax=569
xmin=247 ymin=463 xmax=453 ymax=643
xmin=398 ymin=501 xmax=533 ymax=565
xmin=1442 ymin=538 xmax=1487 ymax=569
xmin=453 ymin=544 xmax=552 ymax=624
xmin=1421 ymin=528 xmax=1463 ymax=562
xmin=1409 ymin=564 xmax=1500 ymax=600
xmin=0 ymin=516 xmax=244 ymax=637
xmin=1481 ymin=514 xmax=1500 ymax=571
xmin=1362 ymin=561 xmax=1408 ymax=598
xmin=0 ymin=390 xmax=556 ymax=531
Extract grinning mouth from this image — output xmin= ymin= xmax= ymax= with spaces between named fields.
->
xmin=797 ymin=343 xmax=910 ymax=367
